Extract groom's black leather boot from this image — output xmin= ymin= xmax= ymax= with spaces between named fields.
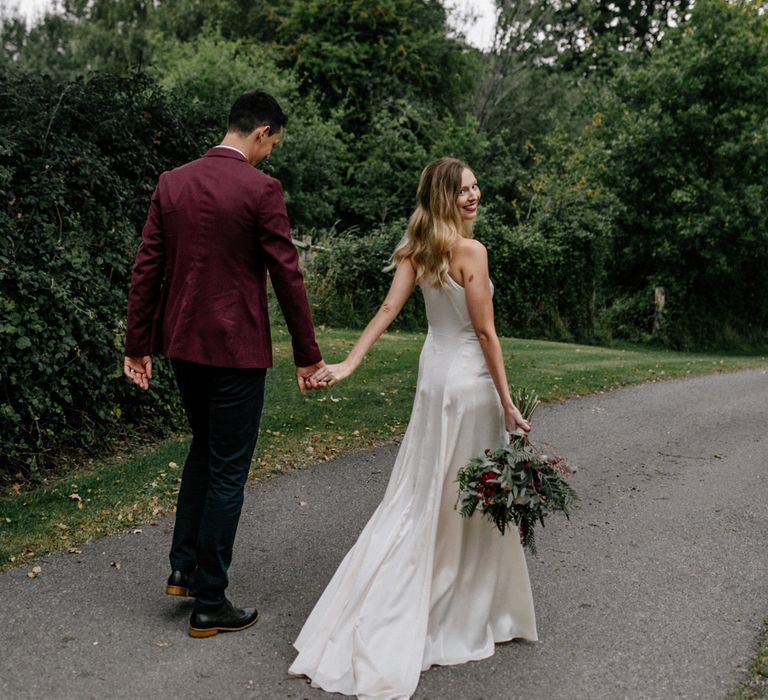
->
xmin=166 ymin=570 xmax=196 ymax=597
xmin=188 ymin=598 xmax=259 ymax=638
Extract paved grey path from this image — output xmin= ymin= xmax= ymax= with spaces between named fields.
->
xmin=2 ymin=369 xmax=767 ymax=700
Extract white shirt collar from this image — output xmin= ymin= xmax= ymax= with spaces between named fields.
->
xmin=215 ymin=144 xmax=247 ymax=159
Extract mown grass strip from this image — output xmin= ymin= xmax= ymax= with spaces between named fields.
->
xmin=1 ymin=327 xmax=765 ymax=571
xmin=735 ymin=622 xmax=768 ymax=700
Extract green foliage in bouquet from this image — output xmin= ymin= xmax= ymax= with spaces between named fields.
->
xmin=456 ymin=388 xmax=577 ymax=554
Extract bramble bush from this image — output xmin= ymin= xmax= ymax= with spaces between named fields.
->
xmin=0 ymin=69 xmax=196 ymax=481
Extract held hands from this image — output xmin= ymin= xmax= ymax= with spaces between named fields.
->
xmin=124 ymin=355 xmax=152 ymax=391
xmin=310 ymin=361 xmax=352 ymax=389
xmin=296 ymin=361 xmax=328 ymax=394
xmin=295 ymin=360 xmax=352 ymax=392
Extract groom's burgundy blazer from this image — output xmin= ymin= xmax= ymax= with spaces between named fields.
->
xmin=125 ymin=147 xmax=321 ymax=368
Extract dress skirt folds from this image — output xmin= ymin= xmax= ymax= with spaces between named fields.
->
xmin=289 ymin=277 xmax=537 ymax=699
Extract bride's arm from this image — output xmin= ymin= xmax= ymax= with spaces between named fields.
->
xmin=310 ymin=260 xmax=417 ymax=387
xmin=461 ymin=240 xmax=531 ymax=435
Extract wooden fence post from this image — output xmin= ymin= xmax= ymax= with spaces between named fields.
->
xmin=653 ymin=286 xmax=665 ymax=333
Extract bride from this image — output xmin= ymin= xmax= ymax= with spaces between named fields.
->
xmin=290 ymin=158 xmax=538 ymax=699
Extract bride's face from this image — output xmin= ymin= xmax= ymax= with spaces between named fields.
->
xmin=456 ymin=168 xmax=480 ymax=222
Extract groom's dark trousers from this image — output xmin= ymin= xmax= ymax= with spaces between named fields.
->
xmin=125 ymin=147 xmax=321 ymax=610
xmin=170 ymin=360 xmax=266 ymax=608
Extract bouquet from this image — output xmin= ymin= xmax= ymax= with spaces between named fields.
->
xmin=455 ymin=388 xmax=576 ymax=554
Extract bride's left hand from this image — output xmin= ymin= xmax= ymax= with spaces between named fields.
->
xmin=308 ymin=361 xmax=352 ymax=389
xmin=504 ymin=404 xmax=531 ymax=436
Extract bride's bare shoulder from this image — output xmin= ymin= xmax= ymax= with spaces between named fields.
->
xmin=453 ymin=237 xmax=487 ymax=261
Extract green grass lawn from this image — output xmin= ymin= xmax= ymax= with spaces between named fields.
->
xmin=1 ymin=327 xmax=766 ymax=571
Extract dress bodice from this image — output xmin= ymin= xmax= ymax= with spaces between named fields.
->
xmin=420 ymin=275 xmax=489 ymax=339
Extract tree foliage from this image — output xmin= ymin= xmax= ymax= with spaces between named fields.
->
xmin=601 ymin=0 xmax=768 ymax=347
xmin=278 ymin=0 xmax=470 ymax=126
xmin=147 ymin=28 xmax=345 ymax=229
xmin=536 ymin=0 xmax=694 ymax=74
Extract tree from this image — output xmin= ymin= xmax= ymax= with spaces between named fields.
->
xmin=601 ymin=0 xmax=768 ymax=347
xmin=278 ymin=0 xmax=472 ymax=130
xmin=0 ymin=0 xmax=155 ymax=77
xmin=549 ymin=0 xmax=693 ymax=75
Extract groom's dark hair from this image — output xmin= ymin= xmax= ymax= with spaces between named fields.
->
xmin=227 ymin=91 xmax=287 ymax=136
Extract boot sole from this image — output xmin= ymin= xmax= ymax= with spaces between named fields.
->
xmin=166 ymin=585 xmax=193 ymax=597
xmin=188 ymin=614 xmax=259 ymax=638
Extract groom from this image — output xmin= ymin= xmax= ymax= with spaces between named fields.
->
xmin=124 ymin=91 xmax=325 ymax=638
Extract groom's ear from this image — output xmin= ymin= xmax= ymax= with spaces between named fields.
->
xmin=253 ymin=124 xmax=271 ymax=141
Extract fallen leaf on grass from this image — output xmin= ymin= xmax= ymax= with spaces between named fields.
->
xmin=54 ymin=523 xmax=68 ymax=530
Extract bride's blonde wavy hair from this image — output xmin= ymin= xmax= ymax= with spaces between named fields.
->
xmin=389 ymin=157 xmax=474 ymax=288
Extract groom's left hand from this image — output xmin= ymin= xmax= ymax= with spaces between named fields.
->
xmin=296 ymin=361 xmax=327 ymax=394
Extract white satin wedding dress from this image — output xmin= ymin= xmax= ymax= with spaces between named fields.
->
xmin=289 ymin=276 xmax=537 ymax=699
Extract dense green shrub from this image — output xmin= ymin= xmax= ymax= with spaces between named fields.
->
xmin=477 ymin=214 xmax=564 ymax=339
xmin=307 ymin=222 xmax=426 ymax=330
xmin=478 ymin=123 xmax=618 ymax=343
xmin=0 ymin=69 xmax=196 ymax=480
xmin=308 ymin=188 xmax=614 ymax=344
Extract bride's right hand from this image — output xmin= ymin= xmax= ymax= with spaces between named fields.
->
xmin=309 ymin=361 xmax=353 ymax=389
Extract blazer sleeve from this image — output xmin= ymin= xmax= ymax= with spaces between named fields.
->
xmin=125 ymin=179 xmax=165 ymax=356
xmin=254 ymin=178 xmax=322 ymax=367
